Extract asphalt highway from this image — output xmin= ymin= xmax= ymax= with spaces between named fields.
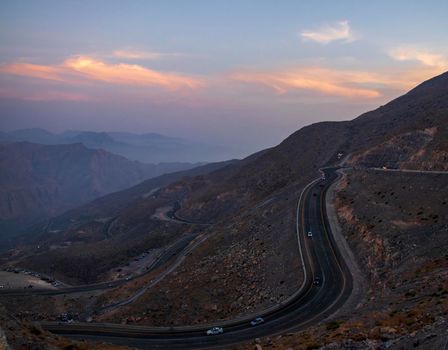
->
xmin=39 ymin=167 xmax=354 ymax=349
xmin=166 ymin=200 xmax=212 ymax=226
xmin=98 ymin=233 xmax=210 ymax=314
xmin=0 ymin=233 xmax=198 ymax=297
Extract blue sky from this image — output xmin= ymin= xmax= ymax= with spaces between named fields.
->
xmin=1 ymin=0 xmax=447 ymax=155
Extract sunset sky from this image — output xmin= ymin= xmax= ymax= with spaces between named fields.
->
xmin=1 ymin=0 xmax=447 ymax=155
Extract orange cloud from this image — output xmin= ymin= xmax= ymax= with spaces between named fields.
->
xmin=231 ymin=67 xmax=382 ymax=98
xmin=389 ymin=46 xmax=448 ymax=68
xmin=63 ymin=56 xmax=201 ymax=89
xmin=0 ymin=62 xmax=67 ymax=82
xmin=0 ymin=56 xmax=202 ymax=90
xmin=230 ymin=65 xmax=448 ymax=100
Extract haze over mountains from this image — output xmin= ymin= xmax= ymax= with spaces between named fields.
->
xmin=0 ymin=141 xmax=201 ymax=244
xmin=0 ymin=129 xmax=240 ymax=163
xmin=16 ymin=71 xmax=448 ymax=284
xmin=0 ymin=127 xmax=241 ymax=241
xmin=1 ymin=0 xmax=448 ymax=348
xmin=0 ymin=71 xmax=447 ymax=349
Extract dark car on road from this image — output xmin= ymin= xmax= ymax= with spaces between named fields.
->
xmin=250 ymin=316 xmax=264 ymax=326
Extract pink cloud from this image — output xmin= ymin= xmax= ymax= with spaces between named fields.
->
xmin=389 ymin=46 xmax=448 ymax=68
xmin=63 ymin=56 xmax=201 ymax=89
xmin=0 ymin=56 xmax=202 ymax=90
xmin=0 ymin=62 xmax=67 ymax=82
xmin=229 ymin=65 xmax=448 ymax=99
xmin=230 ymin=67 xmax=382 ymax=99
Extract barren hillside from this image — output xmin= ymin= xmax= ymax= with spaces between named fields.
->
xmin=1 ymin=72 xmax=447 ymax=345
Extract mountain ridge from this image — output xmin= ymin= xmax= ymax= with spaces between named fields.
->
xmin=0 ymin=141 xmax=201 ymax=243
xmin=0 ymin=128 xmax=242 ymax=163
xmin=1 ymin=72 xmax=447 ymax=339
xmin=27 ymin=70 xmax=448 ymax=253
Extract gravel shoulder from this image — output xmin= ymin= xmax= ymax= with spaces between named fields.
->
xmin=324 ymin=169 xmax=368 ymax=319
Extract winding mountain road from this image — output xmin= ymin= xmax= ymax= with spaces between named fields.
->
xmin=39 ymin=167 xmax=354 ymax=349
xmin=98 ymin=233 xmax=210 ymax=314
xmin=0 ymin=233 xmax=199 ymax=297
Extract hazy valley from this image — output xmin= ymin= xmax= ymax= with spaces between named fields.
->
xmin=0 ymin=141 xmax=199 ymax=246
xmin=0 ymin=129 xmax=240 ymax=164
xmin=1 ymin=3 xmax=447 ymax=349
xmin=1 ymin=71 xmax=447 ymax=350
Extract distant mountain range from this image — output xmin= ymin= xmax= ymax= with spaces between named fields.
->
xmin=24 ymin=71 xmax=448 ymax=286
xmin=0 ymin=142 xmax=200 ymax=242
xmin=0 ymin=129 xmax=240 ymax=163
xmin=2 ymin=72 xmax=447 ymax=349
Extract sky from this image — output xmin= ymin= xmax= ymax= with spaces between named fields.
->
xmin=1 ymin=0 xmax=447 ymax=156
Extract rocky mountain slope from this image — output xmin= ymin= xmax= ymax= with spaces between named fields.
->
xmin=0 ymin=141 xmax=198 ymax=244
xmin=240 ymin=169 xmax=448 ymax=350
xmin=2 ymin=160 xmax=237 ymax=283
xmin=1 ymin=72 xmax=447 ymax=345
xmin=94 ymin=71 xmax=448 ymax=326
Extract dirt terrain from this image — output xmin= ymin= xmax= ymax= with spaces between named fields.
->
xmin=98 ymin=185 xmax=304 ymax=326
xmin=0 ymin=271 xmax=55 ymax=289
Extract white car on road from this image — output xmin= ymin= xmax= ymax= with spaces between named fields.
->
xmin=206 ymin=327 xmax=223 ymax=335
xmin=307 ymin=231 xmax=313 ymax=237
